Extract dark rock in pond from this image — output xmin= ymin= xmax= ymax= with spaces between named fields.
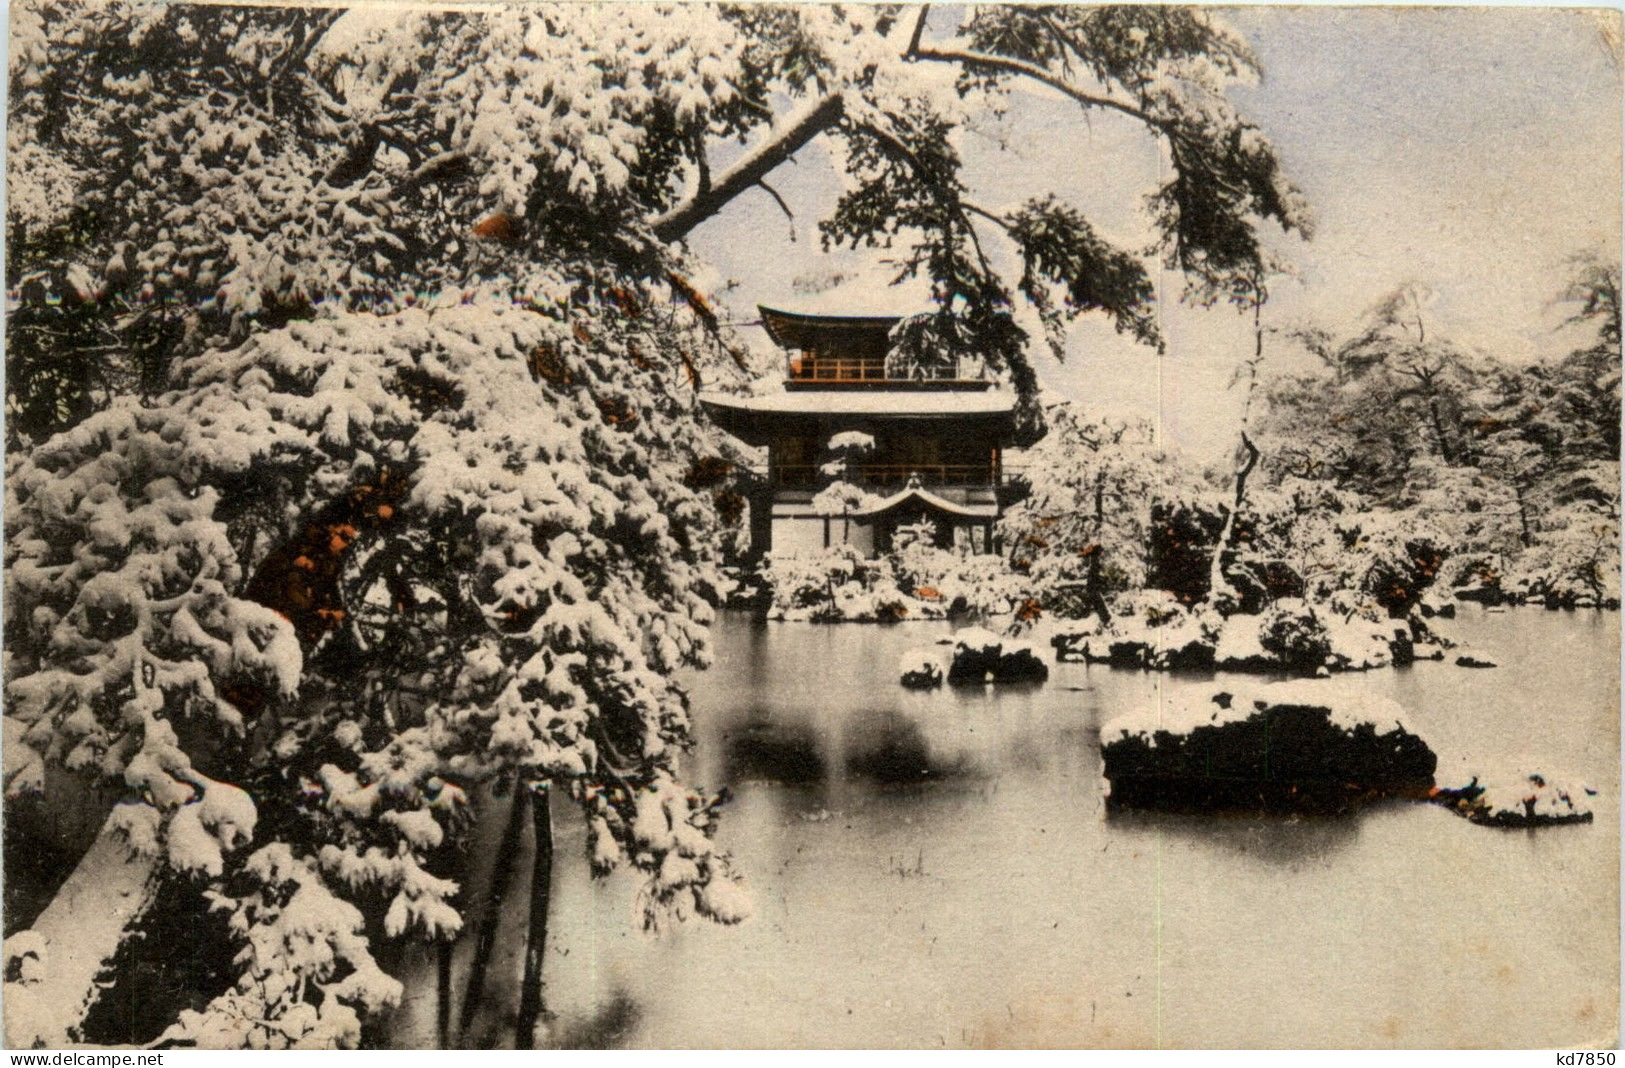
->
xmin=1051 ymin=630 xmax=1090 ymax=663
xmin=947 ymin=627 xmax=1049 ymax=685
xmin=898 ymin=648 xmax=944 ymax=689
xmin=1433 ymin=774 xmax=1594 ymax=827
xmin=1100 ymin=684 xmax=1436 ymax=814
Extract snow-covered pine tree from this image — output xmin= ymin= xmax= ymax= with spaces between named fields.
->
xmin=6 ymin=2 xmax=1308 ymax=1047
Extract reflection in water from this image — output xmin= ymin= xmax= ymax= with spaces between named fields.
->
xmin=724 ymin=718 xmax=827 ymax=785
xmin=532 ymin=607 xmax=1618 ymax=1048
xmin=843 ymin=708 xmax=975 ymax=783
xmin=1107 ymin=806 xmax=1365 ymax=866
xmin=543 ymin=988 xmax=639 ymax=1050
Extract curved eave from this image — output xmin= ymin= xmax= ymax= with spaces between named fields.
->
xmin=850 ymin=486 xmax=998 ymax=521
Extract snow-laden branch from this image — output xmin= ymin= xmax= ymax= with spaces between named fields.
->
xmin=651 ymin=94 xmax=844 ymax=242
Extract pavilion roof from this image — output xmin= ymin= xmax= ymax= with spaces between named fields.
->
xmin=758 ymin=305 xmax=902 ymax=351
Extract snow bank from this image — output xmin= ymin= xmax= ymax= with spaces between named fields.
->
xmin=4 ymin=818 xmax=161 ymax=1047
xmin=1100 ymin=684 xmax=1435 ymax=812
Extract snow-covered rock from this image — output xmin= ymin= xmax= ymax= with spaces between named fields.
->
xmin=898 ymin=648 xmax=944 ymax=689
xmin=1454 ymin=649 xmax=1497 ymax=668
xmin=947 ymin=628 xmax=1049 ymax=684
xmin=1412 ymin=639 xmax=1448 ymax=662
xmin=1435 ymin=774 xmax=1595 ymax=827
xmin=1100 ymin=684 xmax=1436 ymax=812
xmin=1418 ymin=593 xmax=1457 ymax=619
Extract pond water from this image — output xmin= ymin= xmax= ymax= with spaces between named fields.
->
xmin=508 ymin=606 xmax=1619 ymax=1048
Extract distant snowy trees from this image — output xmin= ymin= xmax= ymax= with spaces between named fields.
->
xmin=5 ymin=1 xmax=1308 ymax=1047
xmin=1254 ymin=265 xmax=1621 ymax=609
xmin=999 ymin=407 xmax=1170 ymax=619
xmin=1008 ymin=259 xmax=1622 ymax=629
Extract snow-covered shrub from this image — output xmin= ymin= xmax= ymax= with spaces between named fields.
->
xmin=890 ymin=543 xmax=1028 ymax=618
xmin=762 ymin=547 xmax=877 ymax=621
xmin=759 ymin=544 xmax=1025 ymax=624
xmin=1504 ymin=507 xmax=1621 ymax=608
xmin=1255 ymin=599 xmax=1333 ymax=672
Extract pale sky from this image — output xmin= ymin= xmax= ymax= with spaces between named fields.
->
xmin=687 ymin=6 xmax=1623 ymax=459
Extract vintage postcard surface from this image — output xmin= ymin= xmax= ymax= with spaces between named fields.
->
xmin=3 ymin=0 xmax=1620 ymax=1051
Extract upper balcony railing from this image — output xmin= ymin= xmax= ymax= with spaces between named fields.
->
xmin=770 ymin=463 xmax=1001 ymax=489
xmin=785 ymin=352 xmax=984 ymax=384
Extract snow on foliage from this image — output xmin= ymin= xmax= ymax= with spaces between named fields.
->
xmin=159 ymin=844 xmax=404 ymax=1049
xmin=5 ymin=296 xmax=751 ymax=1039
xmin=999 ymin=405 xmax=1173 ymax=616
xmin=7 ymin=0 xmax=1316 ymax=1044
xmin=761 ymin=545 xmax=1027 ymax=623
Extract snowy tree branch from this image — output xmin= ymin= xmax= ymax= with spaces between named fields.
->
xmin=651 ymin=94 xmax=844 ymax=241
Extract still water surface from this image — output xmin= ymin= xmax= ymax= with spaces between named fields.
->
xmin=537 ymin=606 xmax=1619 ymax=1048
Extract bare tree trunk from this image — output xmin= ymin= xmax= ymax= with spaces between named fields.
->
xmin=1514 ymin=483 xmax=1534 ymax=547
xmin=1208 ymin=432 xmax=1260 ymax=599
xmin=1210 ymin=286 xmax=1267 ymax=602
xmin=1085 ymin=474 xmax=1111 ymax=624
xmin=1426 ymin=394 xmax=1454 ymax=464
xmin=514 ymin=783 xmax=554 ymax=1050
xmin=457 ymin=771 xmax=528 ymax=1045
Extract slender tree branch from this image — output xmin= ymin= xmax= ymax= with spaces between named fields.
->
xmin=906 ymin=4 xmax=931 ymax=56
xmin=962 ymin=200 xmax=1014 ymax=234
xmin=912 ymin=44 xmax=1170 ymax=134
xmin=756 ymin=179 xmax=796 ymax=241
xmin=757 ymin=180 xmax=794 ymax=224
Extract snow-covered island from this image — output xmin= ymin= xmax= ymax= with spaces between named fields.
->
xmin=1099 ymin=685 xmax=1438 ymax=813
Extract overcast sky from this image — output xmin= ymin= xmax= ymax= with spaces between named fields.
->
xmin=687 ymin=6 xmax=1623 ymax=459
